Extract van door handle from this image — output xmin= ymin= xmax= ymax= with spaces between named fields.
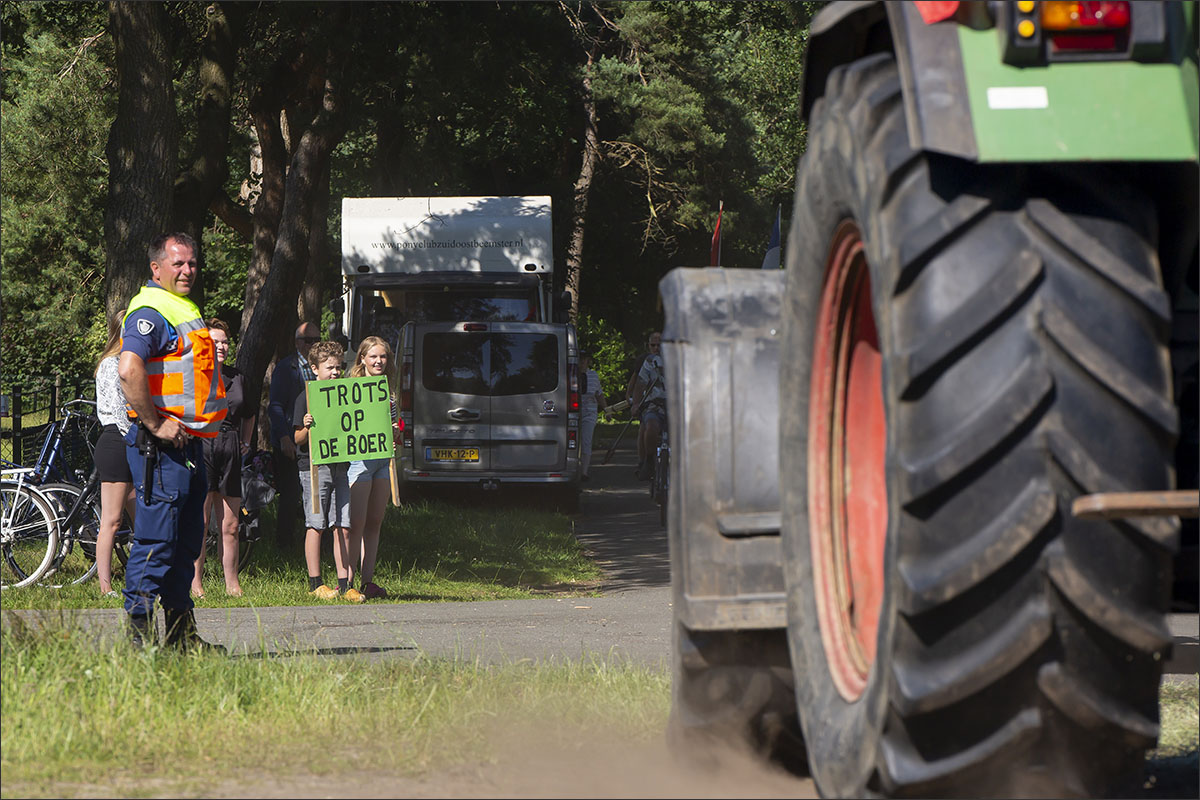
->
xmin=448 ymin=407 xmax=481 ymax=421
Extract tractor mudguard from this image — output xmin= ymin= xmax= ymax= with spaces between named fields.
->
xmin=659 ymin=267 xmax=786 ymax=632
xmin=803 ymin=0 xmax=1199 ymax=163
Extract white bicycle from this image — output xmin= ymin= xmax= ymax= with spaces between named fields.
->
xmin=1 ymin=467 xmax=61 ymax=589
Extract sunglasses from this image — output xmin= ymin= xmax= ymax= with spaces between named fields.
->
xmin=297 ymin=336 xmax=320 ymax=344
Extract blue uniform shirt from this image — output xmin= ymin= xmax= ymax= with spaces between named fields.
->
xmin=121 ymin=282 xmax=180 ymax=362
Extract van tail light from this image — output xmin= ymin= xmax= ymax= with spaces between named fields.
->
xmin=568 ymin=429 xmax=577 ymax=450
xmin=568 ymin=362 xmax=580 ymax=413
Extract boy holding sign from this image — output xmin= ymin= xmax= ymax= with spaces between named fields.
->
xmin=293 ymin=341 xmax=358 ymax=602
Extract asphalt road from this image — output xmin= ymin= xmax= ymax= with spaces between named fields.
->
xmin=4 ymin=447 xmax=677 ymax=665
xmin=3 ymin=444 xmax=1197 ymax=674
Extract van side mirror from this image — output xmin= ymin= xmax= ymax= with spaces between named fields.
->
xmin=327 ymin=320 xmax=347 ymax=349
xmin=329 ymin=297 xmax=346 ymax=315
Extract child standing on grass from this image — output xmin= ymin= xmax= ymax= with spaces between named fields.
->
xmin=347 ymin=336 xmax=401 ymax=600
xmin=293 ymin=341 xmax=363 ymax=602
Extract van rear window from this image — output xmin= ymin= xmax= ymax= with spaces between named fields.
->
xmin=423 ymin=333 xmax=559 ymax=396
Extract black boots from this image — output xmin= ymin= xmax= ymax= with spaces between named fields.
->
xmin=127 ymin=609 xmax=223 ymax=652
xmin=163 ymin=608 xmax=225 ymax=653
xmin=128 ymin=614 xmax=153 ymax=649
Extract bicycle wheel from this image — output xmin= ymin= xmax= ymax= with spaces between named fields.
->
xmin=38 ymin=482 xmax=128 ymax=587
xmin=656 ymin=446 xmax=670 ymax=528
xmin=1 ymin=483 xmax=60 ymax=588
xmin=40 ymin=481 xmax=130 ymax=586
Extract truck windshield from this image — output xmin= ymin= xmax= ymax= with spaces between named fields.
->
xmin=422 ymin=332 xmax=559 ymax=396
xmin=356 ymin=289 xmax=539 ymax=354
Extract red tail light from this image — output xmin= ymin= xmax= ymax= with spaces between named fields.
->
xmin=1041 ymin=1 xmax=1129 ymax=30
xmin=1041 ymin=1 xmax=1129 ymax=53
xmin=568 ymin=362 xmax=580 ymax=413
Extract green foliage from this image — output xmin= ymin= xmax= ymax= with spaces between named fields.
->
xmin=0 ymin=4 xmax=113 ymax=382
xmin=1 ymin=1 xmax=819 ymax=389
xmin=576 ymin=313 xmax=636 ymax=403
xmin=200 ymin=219 xmax=252 ymax=333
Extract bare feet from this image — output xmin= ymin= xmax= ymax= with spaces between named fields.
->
xmin=190 ymin=586 xmax=205 ymax=599
xmin=226 ymin=586 xmax=243 ymax=597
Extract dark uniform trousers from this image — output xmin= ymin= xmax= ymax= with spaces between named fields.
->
xmin=122 ymin=430 xmax=207 ymax=617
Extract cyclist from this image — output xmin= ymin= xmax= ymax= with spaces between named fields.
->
xmin=628 ymin=332 xmax=666 ymax=481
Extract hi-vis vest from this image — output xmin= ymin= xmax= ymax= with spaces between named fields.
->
xmin=124 ymin=285 xmax=227 ymax=437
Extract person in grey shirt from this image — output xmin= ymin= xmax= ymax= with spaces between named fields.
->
xmin=267 ymin=322 xmax=319 ymax=551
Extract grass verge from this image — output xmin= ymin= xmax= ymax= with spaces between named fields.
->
xmin=0 ymin=620 xmax=670 ymax=798
xmin=2 ymin=620 xmax=1195 ymax=799
xmin=1 ymin=497 xmax=603 ymax=611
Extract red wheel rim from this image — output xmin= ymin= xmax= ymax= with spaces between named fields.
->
xmin=808 ymin=220 xmax=888 ymax=702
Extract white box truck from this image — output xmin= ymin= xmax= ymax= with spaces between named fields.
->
xmin=336 ymin=196 xmax=567 ymax=355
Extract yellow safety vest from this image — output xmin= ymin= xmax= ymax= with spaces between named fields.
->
xmin=123 ymin=285 xmax=227 ymax=437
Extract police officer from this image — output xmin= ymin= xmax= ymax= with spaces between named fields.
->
xmin=118 ymin=232 xmax=228 ymax=649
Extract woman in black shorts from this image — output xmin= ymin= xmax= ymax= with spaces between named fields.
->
xmin=190 ymin=319 xmax=257 ymax=598
xmin=94 ymin=313 xmax=136 ymax=599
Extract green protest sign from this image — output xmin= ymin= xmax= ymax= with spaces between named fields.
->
xmin=306 ymin=376 xmax=393 ymax=465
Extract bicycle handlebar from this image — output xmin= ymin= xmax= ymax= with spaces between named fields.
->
xmin=59 ymin=398 xmax=97 ymax=418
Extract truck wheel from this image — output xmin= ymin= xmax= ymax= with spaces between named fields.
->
xmin=667 ymin=621 xmax=806 ymax=772
xmin=780 ymin=52 xmax=1178 ymax=798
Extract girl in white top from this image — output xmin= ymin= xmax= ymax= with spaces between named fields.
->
xmin=93 ymin=313 xmax=136 ymax=598
xmin=346 ymin=336 xmax=401 ymax=599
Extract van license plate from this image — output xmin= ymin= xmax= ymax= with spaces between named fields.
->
xmin=426 ymin=447 xmax=480 ymax=462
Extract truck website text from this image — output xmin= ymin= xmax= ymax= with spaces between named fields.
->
xmin=371 ymin=238 xmax=525 ymax=250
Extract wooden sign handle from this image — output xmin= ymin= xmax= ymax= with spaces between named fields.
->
xmin=310 ymin=460 xmax=320 ymax=515
xmin=389 ymin=458 xmax=401 ymax=506
xmin=307 ymin=382 xmax=320 ymax=514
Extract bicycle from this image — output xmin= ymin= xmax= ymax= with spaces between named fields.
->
xmin=27 ymin=398 xmax=99 ymax=485
xmin=649 ymin=427 xmax=670 ymax=528
xmin=7 ymin=399 xmax=131 ymax=587
xmin=1 ymin=467 xmax=60 ymax=588
xmin=37 ymin=467 xmax=131 ymax=588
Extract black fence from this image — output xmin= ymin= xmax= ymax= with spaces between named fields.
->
xmin=0 ymin=375 xmax=95 ymax=466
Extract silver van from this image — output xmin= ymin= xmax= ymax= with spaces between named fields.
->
xmin=397 ymin=320 xmax=582 ymax=507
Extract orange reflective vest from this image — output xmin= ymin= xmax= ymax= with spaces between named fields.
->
xmin=123 ymin=285 xmax=227 ymax=437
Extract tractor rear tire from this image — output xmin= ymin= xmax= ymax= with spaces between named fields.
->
xmin=780 ymin=52 xmax=1178 ymax=798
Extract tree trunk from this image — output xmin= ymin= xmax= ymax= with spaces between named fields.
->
xmin=239 ymin=40 xmax=317 ymax=344
xmin=103 ymin=1 xmax=177 ymax=322
xmin=240 ymin=104 xmax=287 ymax=338
xmin=237 ymin=52 xmax=346 ymax=407
xmin=169 ymin=1 xmax=243 ymax=310
xmin=564 ymin=48 xmax=600 ymax=324
xmin=300 ymin=159 xmax=332 ymax=328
